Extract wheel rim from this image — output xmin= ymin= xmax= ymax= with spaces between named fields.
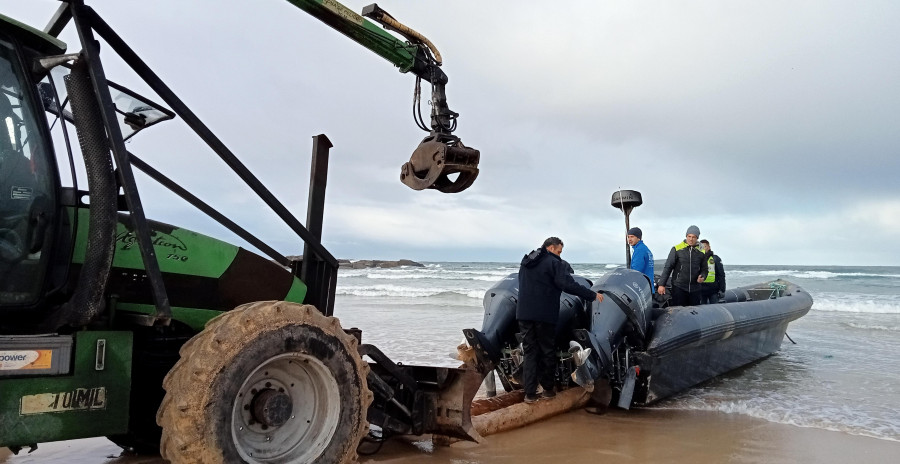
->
xmin=231 ymin=353 xmax=341 ymax=462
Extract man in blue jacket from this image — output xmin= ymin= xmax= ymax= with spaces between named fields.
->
xmin=517 ymin=237 xmax=604 ymax=403
xmin=627 ymin=227 xmax=654 ymax=289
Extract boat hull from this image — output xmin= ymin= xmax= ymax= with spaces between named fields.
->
xmin=464 ymin=269 xmax=813 ymax=408
xmin=632 ymin=280 xmax=811 ymax=405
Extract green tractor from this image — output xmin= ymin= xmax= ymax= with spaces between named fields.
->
xmin=0 ymin=1 xmax=481 ymax=462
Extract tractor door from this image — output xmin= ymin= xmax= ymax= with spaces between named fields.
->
xmin=0 ymin=35 xmax=58 ymax=308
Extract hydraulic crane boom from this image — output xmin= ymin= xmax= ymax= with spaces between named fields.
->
xmin=286 ymin=0 xmax=480 ymax=192
xmin=42 ymin=0 xmax=480 ymax=192
xmin=287 ymin=0 xmax=421 ymax=72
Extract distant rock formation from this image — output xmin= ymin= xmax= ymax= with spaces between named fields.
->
xmin=285 ymin=256 xmax=424 ymax=269
xmin=338 ymin=259 xmax=424 ymax=269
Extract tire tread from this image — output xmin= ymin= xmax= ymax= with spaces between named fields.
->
xmin=157 ymin=301 xmax=371 ymax=463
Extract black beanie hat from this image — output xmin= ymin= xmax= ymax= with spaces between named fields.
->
xmin=627 ymin=227 xmax=642 ymax=239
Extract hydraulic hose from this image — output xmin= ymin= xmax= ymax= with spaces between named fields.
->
xmin=377 ymin=13 xmax=442 ymax=65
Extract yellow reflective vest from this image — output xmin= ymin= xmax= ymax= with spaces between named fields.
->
xmin=704 ymin=255 xmax=716 ymax=283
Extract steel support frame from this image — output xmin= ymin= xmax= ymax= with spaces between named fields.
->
xmin=128 ymin=153 xmax=290 ymax=267
xmin=41 ymin=98 xmax=292 ymax=269
xmin=299 ymin=135 xmax=337 ymax=316
xmin=84 ymin=6 xmax=337 ymax=269
xmin=68 ymin=1 xmax=172 ymax=323
xmin=62 ymin=2 xmax=340 ymax=317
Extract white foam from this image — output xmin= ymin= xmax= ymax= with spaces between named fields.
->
xmin=363 ymin=273 xmax=505 ymax=282
xmin=812 ymin=296 xmax=900 ymax=314
xmin=336 ymin=284 xmax=484 ymax=299
xmin=341 ymin=267 xmax=514 ymax=282
xmin=446 ymin=269 xmax=517 ymax=275
xmin=364 ymin=273 xmax=440 ymax=280
xmin=466 ymin=290 xmax=486 ymax=299
xmin=845 ymin=322 xmax=900 ymax=332
xmin=729 ymin=269 xmax=900 ymax=280
xmin=658 ymin=397 xmax=900 ymax=442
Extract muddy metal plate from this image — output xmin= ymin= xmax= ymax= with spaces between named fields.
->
xmin=0 ymin=331 xmax=130 ymax=448
xmin=20 ymin=387 xmax=107 ymax=415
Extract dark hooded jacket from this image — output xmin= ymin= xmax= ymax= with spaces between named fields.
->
xmin=516 ymin=247 xmax=598 ymax=324
xmin=658 ymin=240 xmax=709 ymax=293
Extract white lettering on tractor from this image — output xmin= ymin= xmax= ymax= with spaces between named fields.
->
xmin=20 ymin=387 xmax=107 ymax=415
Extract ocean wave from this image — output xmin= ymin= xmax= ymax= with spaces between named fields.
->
xmin=340 ymin=267 xmax=515 ymax=281
xmin=844 ymin=322 xmax=900 ymax=332
xmin=812 ymin=297 xmax=900 ymax=314
xmin=658 ymin=397 xmax=900 ymax=442
xmin=336 ymin=284 xmax=484 ymax=299
xmin=448 ymin=268 xmax=518 ymax=275
xmin=466 ymin=290 xmax=486 ymax=299
xmin=363 ymin=273 xmax=508 ymax=282
xmin=730 ymin=269 xmax=900 ymax=280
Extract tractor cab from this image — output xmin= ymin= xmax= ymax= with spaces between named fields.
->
xmin=0 ymin=17 xmax=61 ymax=312
xmin=1 ymin=13 xmax=175 ymax=324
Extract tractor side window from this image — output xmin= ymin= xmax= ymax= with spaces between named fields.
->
xmin=0 ymin=38 xmax=56 ymax=306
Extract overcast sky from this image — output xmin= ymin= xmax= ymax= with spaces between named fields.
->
xmin=5 ymin=0 xmax=899 ymax=266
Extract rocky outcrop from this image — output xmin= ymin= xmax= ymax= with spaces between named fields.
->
xmin=286 ymin=256 xmax=424 ymax=269
xmin=337 ymin=259 xmax=424 ymax=269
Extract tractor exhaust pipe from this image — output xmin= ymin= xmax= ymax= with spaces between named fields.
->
xmin=46 ymin=59 xmax=118 ymax=330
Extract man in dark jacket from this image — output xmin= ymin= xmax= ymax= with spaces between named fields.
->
xmin=657 ymin=225 xmax=709 ymax=306
xmin=699 ymin=239 xmax=726 ymax=304
xmin=517 ymin=237 xmax=604 ymax=403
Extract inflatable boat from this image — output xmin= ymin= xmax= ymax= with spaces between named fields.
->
xmin=462 ymin=268 xmax=812 ymax=408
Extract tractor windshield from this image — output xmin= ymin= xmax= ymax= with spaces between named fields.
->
xmin=0 ymin=36 xmax=56 ymax=306
xmin=45 ymin=65 xmax=175 ymax=141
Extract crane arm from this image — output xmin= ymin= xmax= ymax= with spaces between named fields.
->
xmin=285 ymin=0 xmax=421 ymax=74
xmin=285 ymin=2 xmax=450 ymax=88
xmin=42 ymin=0 xmax=479 ymax=192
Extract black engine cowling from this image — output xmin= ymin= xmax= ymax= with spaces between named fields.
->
xmin=464 ymin=267 xmax=652 ymax=388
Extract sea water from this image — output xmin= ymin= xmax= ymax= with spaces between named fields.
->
xmin=334 ymin=263 xmax=900 ymax=443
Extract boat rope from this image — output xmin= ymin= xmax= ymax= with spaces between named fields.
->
xmin=768 ymin=282 xmax=787 ymax=298
xmin=785 ymin=332 xmax=797 ymax=344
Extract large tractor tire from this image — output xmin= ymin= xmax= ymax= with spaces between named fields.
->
xmin=157 ymin=301 xmax=372 ymax=463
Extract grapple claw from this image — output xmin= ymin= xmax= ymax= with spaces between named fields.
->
xmin=401 ymin=133 xmax=480 ymax=193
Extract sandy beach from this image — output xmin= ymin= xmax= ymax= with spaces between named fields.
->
xmin=3 ymin=264 xmax=898 ymax=463
xmin=3 ymin=408 xmax=897 ymax=464
xmin=363 ymin=408 xmax=899 ymax=464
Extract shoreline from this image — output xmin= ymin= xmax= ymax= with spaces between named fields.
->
xmin=3 ymin=409 xmax=898 ymax=463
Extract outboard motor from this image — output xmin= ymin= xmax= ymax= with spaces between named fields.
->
xmin=570 ymin=268 xmax=652 ymax=392
xmin=464 ymin=273 xmax=519 ymax=370
xmin=463 ymin=273 xmax=594 ymax=382
xmin=554 ymin=275 xmax=593 ymax=345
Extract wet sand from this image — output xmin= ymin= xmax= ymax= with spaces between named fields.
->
xmin=365 ymin=408 xmax=899 ymax=464
xmin=3 ymin=408 xmax=897 ymax=463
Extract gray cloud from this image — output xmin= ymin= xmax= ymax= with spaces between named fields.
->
xmin=6 ymin=0 xmax=899 ymax=265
